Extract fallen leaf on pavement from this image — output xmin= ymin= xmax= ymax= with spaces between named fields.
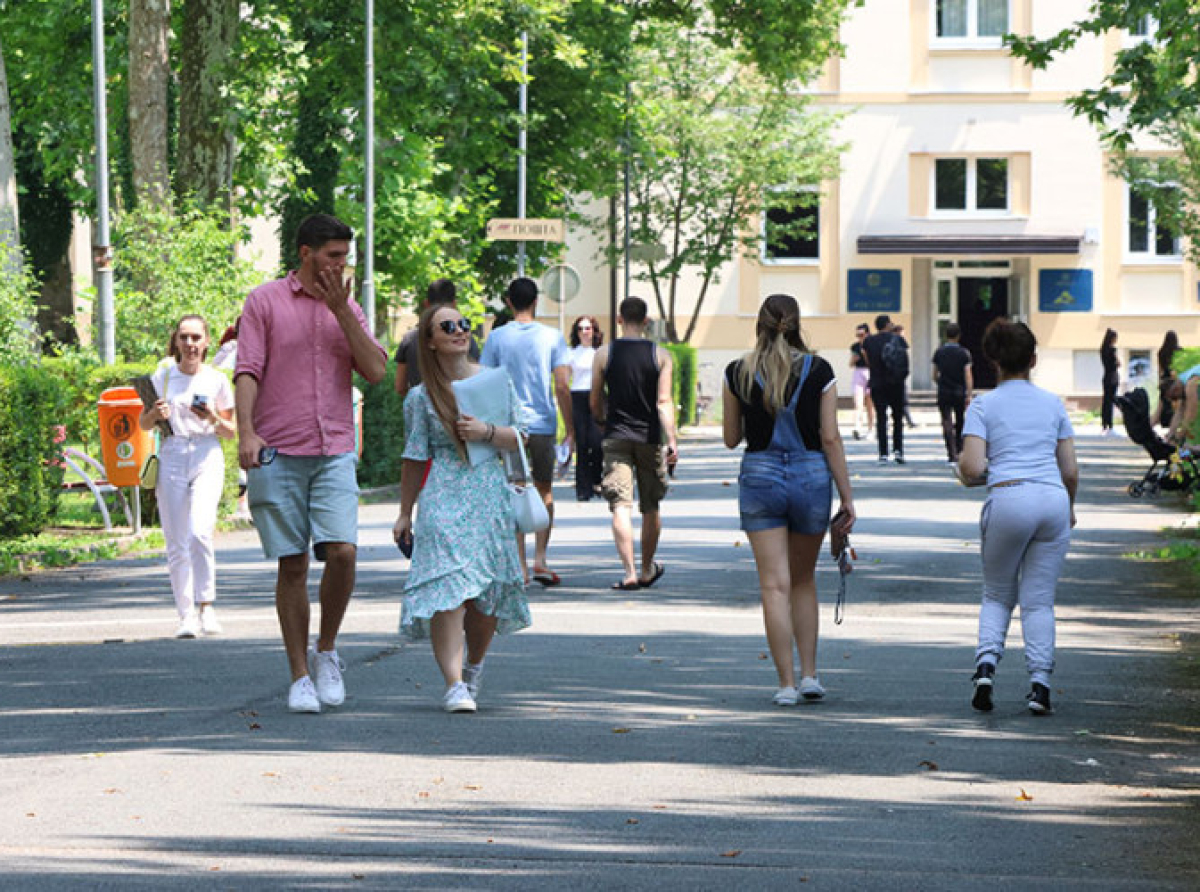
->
xmin=918 ymin=761 xmax=938 ymax=771
xmin=613 ymin=727 xmax=631 ymax=734
xmin=626 ymin=818 xmax=639 ymax=825
xmin=464 ymin=784 xmax=482 ymax=791
xmin=1016 ymin=789 xmax=1034 ymax=801
xmin=721 ymin=850 xmax=742 ymax=858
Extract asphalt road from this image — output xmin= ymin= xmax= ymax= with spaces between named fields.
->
xmin=1 ymin=424 xmax=1197 ymax=890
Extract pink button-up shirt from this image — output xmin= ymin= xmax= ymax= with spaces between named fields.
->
xmin=235 ymin=272 xmax=386 ymax=456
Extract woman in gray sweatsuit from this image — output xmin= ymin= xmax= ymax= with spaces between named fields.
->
xmin=957 ymin=320 xmax=1079 ymax=715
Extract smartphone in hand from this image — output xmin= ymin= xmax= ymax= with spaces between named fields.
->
xmin=190 ymin=393 xmax=210 ymax=417
xmin=397 ymin=530 xmax=414 ymax=559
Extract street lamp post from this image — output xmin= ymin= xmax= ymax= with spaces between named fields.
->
xmin=362 ymin=0 xmax=376 ymax=333
xmin=91 ymin=0 xmax=115 ymax=364
xmin=517 ymin=30 xmax=528 ymax=278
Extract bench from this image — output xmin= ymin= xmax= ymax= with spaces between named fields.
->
xmin=59 ymin=447 xmax=133 ymax=531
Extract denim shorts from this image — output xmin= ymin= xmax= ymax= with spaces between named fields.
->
xmin=247 ymin=452 xmax=359 ymax=560
xmin=738 ymin=449 xmax=832 ymax=534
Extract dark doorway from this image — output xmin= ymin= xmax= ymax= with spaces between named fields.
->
xmin=957 ymin=278 xmax=1009 ymax=390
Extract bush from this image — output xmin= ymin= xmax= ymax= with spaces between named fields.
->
xmin=665 ymin=343 xmax=699 ymax=428
xmin=356 ymin=360 xmax=406 ymax=489
xmin=0 ymin=364 xmax=70 ymax=537
xmin=84 ymin=207 xmax=265 ymax=363
xmin=0 ymin=255 xmax=40 ymax=364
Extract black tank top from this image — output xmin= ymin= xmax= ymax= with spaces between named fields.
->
xmin=604 ymin=339 xmax=661 ymax=443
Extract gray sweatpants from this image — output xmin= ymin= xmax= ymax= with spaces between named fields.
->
xmin=975 ymin=483 xmax=1072 ymax=685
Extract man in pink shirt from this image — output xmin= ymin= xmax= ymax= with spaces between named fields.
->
xmin=235 ymin=214 xmax=387 ymax=714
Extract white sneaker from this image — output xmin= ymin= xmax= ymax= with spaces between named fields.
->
xmin=772 ymin=686 xmax=800 ymax=707
xmin=288 ymin=676 xmax=321 ymax=714
xmin=443 ymin=681 xmax=477 ymax=713
xmin=309 ymin=648 xmax=346 ymax=707
xmin=463 ymin=661 xmax=485 ymax=700
xmin=198 ymin=606 xmax=222 ymax=635
xmin=174 ymin=612 xmax=201 ymax=639
xmin=799 ymin=677 xmax=826 ymax=701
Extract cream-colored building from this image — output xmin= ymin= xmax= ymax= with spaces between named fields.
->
xmin=548 ymin=0 xmax=1200 ymax=406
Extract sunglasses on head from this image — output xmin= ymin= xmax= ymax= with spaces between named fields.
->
xmin=437 ymin=318 xmax=472 ymax=335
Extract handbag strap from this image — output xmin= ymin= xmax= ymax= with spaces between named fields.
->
xmin=514 ymin=433 xmax=533 ymax=482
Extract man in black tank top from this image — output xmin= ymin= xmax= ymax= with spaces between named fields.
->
xmin=590 ymin=297 xmax=678 ymax=590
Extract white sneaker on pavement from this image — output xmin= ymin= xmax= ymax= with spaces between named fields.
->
xmin=288 ymin=676 xmax=321 ymax=714
xmin=799 ymin=677 xmax=826 ymax=700
xmin=309 ymin=648 xmax=346 ymax=707
xmin=443 ymin=681 xmax=477 ymax=713
xmin=198 ymin=606 xmax=222 ymax=635
xmin=772 ymin=686 xmax=800 ymax=707
xmin=174 ymin=612 xmax=201 ymax=639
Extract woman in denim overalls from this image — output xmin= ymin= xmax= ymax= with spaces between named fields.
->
xmin=723 ymin=295 xmax=856 ymax=706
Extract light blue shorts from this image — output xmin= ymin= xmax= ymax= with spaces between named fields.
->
xmin=738 ymin=449 xmax=831 ymax=535
xmin=247 ymin=452 xmax=359 ymax=560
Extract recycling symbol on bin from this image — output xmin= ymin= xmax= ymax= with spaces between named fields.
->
xmin=108 ymin=414 xmax=133 ymax=441
xmin=116 ymin=441 xmax=134 ymax=460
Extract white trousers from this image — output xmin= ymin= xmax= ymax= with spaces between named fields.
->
xmin=976 ymin=483 xmax=1071 ymax=684
xmin=157 ymin=435 xmax=224 ymax=618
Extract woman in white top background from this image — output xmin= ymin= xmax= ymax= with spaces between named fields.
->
xmin=139 ymin=315 xmax=237 ymax=638
xmin=958 ymin=319 xmax=1078 ymax=716
xmin=565 ymin=315 xmax=604 ymax=502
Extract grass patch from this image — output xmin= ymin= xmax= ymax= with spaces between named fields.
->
xmin=0 ymin=528 xmax=165 ymax=576
xmin=1127 ymin=525 xmax=1200 ymax=588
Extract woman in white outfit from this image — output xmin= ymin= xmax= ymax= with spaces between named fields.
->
xmin=958 ymin=320 xmax=1078 ymax=715
xmin=139 ymin=315 xmax=237 ymax=638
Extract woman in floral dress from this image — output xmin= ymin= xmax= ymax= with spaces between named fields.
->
xmin=393 ymin=304 xmax=530 ymax=713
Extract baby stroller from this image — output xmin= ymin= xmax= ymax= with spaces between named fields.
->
xmin=1114 ymin=387 xmax=1200 ymax=498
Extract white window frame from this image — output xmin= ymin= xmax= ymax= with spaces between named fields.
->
xmin=1128 ymin=14 xmax=1155 ymax=40
xmin=931 ymin=0 xmax=1010 ymax=49
xmin=760 ymin=187 xmax=820 ymax=266
xmin=930 ymin=157 xmax=1010 ymax=217
xmin=1125 ymin=182 xmax=1182 ymax=262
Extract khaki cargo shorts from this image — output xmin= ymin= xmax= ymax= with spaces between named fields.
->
xmin=601 ymin=438 xmax=668 ymax=514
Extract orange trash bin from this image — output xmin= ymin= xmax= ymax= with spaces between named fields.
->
xmin=97 ymin=387 xmax=154 ymax=487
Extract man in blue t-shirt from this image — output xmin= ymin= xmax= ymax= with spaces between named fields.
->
xmin=481 ymin=277 xmax=572 ymax=586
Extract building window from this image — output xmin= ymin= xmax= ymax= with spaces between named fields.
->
xmin=1130 ymin=15 xmax=1154 ymax=38
xmin=935 ymin=0 xmax=1008 ymax=42
xmin=934 ymin=157 xmax=1008 ymax=213
xmin=762 ymin=192 xmax=819 ymax=262
xmin=1127 ymin=184 xmax=1181 ymax=259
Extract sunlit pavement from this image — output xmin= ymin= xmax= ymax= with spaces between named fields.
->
xmin=1 ymin=423 xmax=1197 ymax=889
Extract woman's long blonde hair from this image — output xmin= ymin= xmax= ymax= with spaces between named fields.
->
xmin=416 ymin=305 xmax=468 ymax=461
xmin=736 ymin=294 xmax=807 ymax=415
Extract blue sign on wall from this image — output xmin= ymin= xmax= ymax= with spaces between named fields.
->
xmin=1038 ymin=269 xmax=1093 ymax=313
xmin=847 ymin=269 xmax=901 ymax=313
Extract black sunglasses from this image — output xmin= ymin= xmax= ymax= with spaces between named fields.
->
xmin=437 ymin=318 xmax=472 ymax=335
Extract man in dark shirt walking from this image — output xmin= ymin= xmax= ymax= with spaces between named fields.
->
xmin=862 ymin=314 xmax=908 ymax=463
xmin=590 ymin=297 xmax=678 ymax=590
xmin=931 ymin=322 xmax=974 ymax=464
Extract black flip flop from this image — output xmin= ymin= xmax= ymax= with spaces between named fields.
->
xmin=638 ymin=562 xmax=665 ymax=589
xmin=611 ymin=579 xmax=640 ymax=591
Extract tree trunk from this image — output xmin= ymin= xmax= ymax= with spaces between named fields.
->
xmin=176 ymin=0 xmax=237 ymax=213
xmin=128 ymin=0 xmax=172 ymax=209
xmin=0 ymin=37 xmax=21 ymax=271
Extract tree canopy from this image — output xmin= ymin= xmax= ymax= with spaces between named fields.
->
xmin=1007 ymin=1 xmax=1200 ymax=263
xmin=1 ymin=0 xmax=859 ymax=357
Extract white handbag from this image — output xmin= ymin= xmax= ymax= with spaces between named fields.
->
xmin=510 ymin=436 xmax=550 ymax=535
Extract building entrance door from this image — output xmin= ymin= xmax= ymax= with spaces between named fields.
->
xmin=957 ymin=277 xmax=1009 ymax=390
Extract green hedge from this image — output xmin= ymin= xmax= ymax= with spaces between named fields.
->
xmin=0 ymin=364 xmax=71 ymax=537
xmin=1 ymin=356 xmax=241 ymax=536
xmin=665 ymin=343 xmax=698 ymax=428
xmin=356 ymin=360 xmax=406 ymax=489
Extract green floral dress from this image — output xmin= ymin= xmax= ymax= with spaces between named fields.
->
xmin=399 ymin=378 xmax=530 ymax=640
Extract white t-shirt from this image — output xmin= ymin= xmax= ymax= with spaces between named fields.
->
xmin=567 ymin=345 xmax=596 ymax=392
xmin=963 ymin=379 xmax=1074 ymax=488
xmin=151 ymin=363 xmax=235 ymax=438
